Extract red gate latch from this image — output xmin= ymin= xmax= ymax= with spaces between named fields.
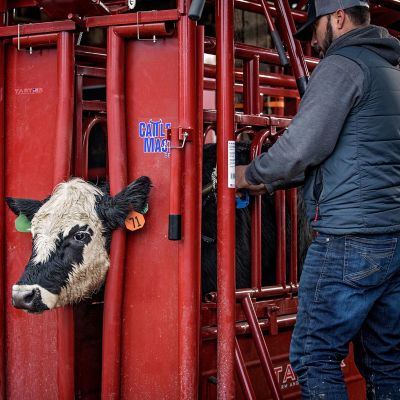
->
xmin=266 ymin=304 xmax=280 ymax=336
xmin=167 ymin=127 xmax=193 ymax=149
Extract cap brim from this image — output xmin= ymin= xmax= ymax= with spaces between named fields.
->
xmin=294 ymin=19 xmax=315 ymax=41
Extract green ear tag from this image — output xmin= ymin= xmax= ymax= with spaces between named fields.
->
xmin=142 ymin=203 xmax=149 ymax=214
xmin=15 ymin=214 xmax=31 ymax=233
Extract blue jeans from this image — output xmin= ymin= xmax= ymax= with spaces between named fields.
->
xmin=290 ymin=233 xmax=400 ymax=399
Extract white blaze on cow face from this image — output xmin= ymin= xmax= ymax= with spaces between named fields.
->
xmin=14 ymin=179 xmax=110 ymax=310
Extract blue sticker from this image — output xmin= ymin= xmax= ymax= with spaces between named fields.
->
xmin=236 ymin=191 xmax=250 ymax=209
xmin=138 ymin=119 xmax=171 ymax=158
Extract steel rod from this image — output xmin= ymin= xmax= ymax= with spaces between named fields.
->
xmin=289 ymin=189 xmax=298 ymax=285
xmin=275 ymin=190 xmax=286 ymax=288
xmin=235 ymin=338 xmax=257 ymax=400
xmin=272 ymin=0 xmax=309 ymax=96
xmin=204 ymin=36 xmax=319 ymax=70
xmin=241 ymin=295 xmax=282 ymax=400
xmin=54 ymin=31 xmax=75 ymax=400
xmin=216 ymin=0 xmax=236 ymax=398
xmin=205 ymin=283 xmax=298 ymax=302
xmin=243 ymin=56 xmax=261 ymax=115
xmin=204 ymin=64 xmax=297 ymax=88
xmin=102 ymin=26 xmax=127 ymax=400
xmin=0 ymin=39 xmax=5 ymax=400
xmin=250 ymin=130 xmax=271 ymax=289
xmin=177 ymin=14 xmax=200 ymax=400
xmin=202 ymin=314 xmax=297 ymax=338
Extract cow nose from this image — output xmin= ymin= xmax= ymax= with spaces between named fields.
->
xmin=12 ymin=289 xmax=39 ymax=311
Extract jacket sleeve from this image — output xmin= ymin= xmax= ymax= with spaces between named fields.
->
xmin=245 ymin=55 xmax=365 ymax=193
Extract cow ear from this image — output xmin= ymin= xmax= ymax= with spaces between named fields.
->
xmin=97 ymin=176 xmax=152 ymax=230
xmin=5 ymin=197 xmax=44 ymax=221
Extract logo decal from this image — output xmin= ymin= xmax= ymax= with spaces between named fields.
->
xmin=15 ymin=88 xmax=43 ymax=95
xmin=138 ymin=119 xmax=171 ymax=157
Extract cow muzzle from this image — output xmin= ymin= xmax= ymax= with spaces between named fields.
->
xmin=12 ymin=285 xmax=56 ymax=313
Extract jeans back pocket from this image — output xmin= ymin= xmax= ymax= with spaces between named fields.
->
xmin=344 ymin=236 xmax=397 ymax=288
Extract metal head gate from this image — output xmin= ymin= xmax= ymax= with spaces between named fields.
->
xmin=0 ymin=1 xmax=398 ymax=399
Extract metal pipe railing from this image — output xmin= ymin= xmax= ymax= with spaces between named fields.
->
xmin=250 ymin=130 xmax=271 ymax=289
xmin=272 ymin=0 xmax=309 ymax=96
xmin=243 ymin=56 xmax=261 ymax=115
xmin=54 ymin=32 xmax=75 ymax=400
xmin=204 ymin=64 xmax=297 ymax=88
xmin=204 ymin=36 xmax=319 ymax=70
xmin=216 ymin=0 xmax=236 ymax=398
xmin=288 ymin=189 xmax=298 ymax=285
xmin=102 ymin=26 xmax=127 ymax=400
xmin=0 ymin=39 xmax=5 ymax=400
xmin=234 ymin=0 xmax=307 ymax=23
xmin=235 ymin=338 xmax=257 ymax=400
xmin=275 ymin=190 xmax=287 ymax=288
xmin=241 ymin=295 xmax=282 ymax=400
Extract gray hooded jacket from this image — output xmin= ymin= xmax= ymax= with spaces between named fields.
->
xmin=246 ymin=25 xmax=400 ymax=234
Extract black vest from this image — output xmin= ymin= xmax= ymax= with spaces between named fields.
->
xmin=304 ymin=46 xmax=400 ymax=234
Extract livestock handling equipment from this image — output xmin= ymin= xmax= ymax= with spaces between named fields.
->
xmin=0 ymin=0 xmax=398 ymax=399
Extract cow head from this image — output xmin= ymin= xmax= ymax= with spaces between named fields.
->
xmin=6 ymin=176 xmax=151 ymax=313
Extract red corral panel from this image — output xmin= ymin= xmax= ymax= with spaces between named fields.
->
xmin=5 ymin=46 xmax=59 ymax=398
xmin=122 ymin=37 xmax=180 ymax=398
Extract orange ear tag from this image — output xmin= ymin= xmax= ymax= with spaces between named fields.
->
xmin=125 ymin=211 xmax=146 ymax=231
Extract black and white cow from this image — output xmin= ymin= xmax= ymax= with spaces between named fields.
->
xmin=6 ymin=176 xmax=151 ymax=313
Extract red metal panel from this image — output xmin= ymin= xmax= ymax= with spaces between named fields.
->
xmin=4 ymin=43 xmax=60 ymax=400
xmin=122 ymin=35 xmax=181 ymax=399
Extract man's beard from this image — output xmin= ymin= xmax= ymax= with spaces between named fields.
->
xmin=313 ymin=15 xmax=334 ymax=59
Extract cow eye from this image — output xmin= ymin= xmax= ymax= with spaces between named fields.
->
xmin=74 ymin=232 xmax=88 ymax=242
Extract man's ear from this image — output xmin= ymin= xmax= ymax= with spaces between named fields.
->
xmin=5 ymin=197 xmax=44 ymax=221
xmin=96 ymin=176 xmax=152 ymax=230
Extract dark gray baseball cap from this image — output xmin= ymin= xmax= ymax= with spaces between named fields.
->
xmin=294 ymin=0 xmax=369 ymax=41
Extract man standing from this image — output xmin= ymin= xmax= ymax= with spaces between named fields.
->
xmin=236 ymin=1 xmax=400 ymax=398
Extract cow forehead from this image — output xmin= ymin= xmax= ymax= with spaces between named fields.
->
xmin=31 ymin=179 xmax=105 ymax=263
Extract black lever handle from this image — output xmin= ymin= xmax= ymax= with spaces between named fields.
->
xmin=188 ymin=0 xmax=206 ymax=21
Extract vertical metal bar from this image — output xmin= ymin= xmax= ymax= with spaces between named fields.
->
xmin=102 ymin=27 xmax=127 ymax=400
xmin=289 ymin=189 xmax=298 ymax=285
xmin=0 ymin=39 xmax=5 ymax=400
xmin=275 ymin=190 xmax=286 ymax=288
xmin=243 ymin=56 xmax=262 ymax=289
xmin=272 ymin=0 xmax=309 ymax=96
xmin=243 ymin=55 xmax=260 ymax=116
xmin=250 ymin=130 xmax=270 ymax=288
xmin=54 ymin=31 xmax=75 ymax=400
xmin=241 ymin=295 xmax=282 ymax=400
xmin=178 ymin=13 xmax=201 ymax=400
xmin=74 ymin=72 xmax=84 ymax=177
xmin=235 ymin=338 xmax=257 ymax=400
xmin=216 ymin=0 xmax=236 ymax=398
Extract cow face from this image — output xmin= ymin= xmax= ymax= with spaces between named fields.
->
xmin=6 ymin=177 xmax=151 ymax=313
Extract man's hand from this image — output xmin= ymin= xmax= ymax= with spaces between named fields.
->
xmin=236 ymin=165 xmax=267 ymax=195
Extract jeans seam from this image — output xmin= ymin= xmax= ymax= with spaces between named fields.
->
xmin=303 ymin=240 xmax=331 ymax=363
